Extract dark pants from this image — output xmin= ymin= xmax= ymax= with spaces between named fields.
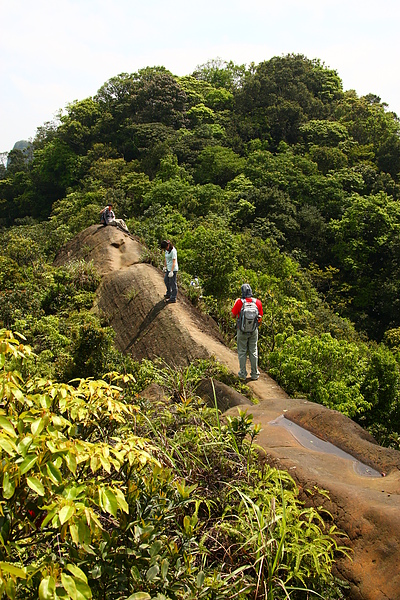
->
xmin=164 ymin=271 xmax=178 ymax=300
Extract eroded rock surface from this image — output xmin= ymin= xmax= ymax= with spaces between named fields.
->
xmin=55 ymin=225 xmax=400 ymax=600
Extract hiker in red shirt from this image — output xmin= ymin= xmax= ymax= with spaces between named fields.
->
xmin=231 ymin=284 xmax=263 ymax=380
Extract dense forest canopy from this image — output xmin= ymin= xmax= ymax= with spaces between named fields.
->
xmin=2 ymin=51 xmax=400 ymax=600
xmin=1 ymin=53 xmax=400 ymax=450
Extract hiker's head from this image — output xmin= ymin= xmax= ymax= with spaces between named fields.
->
xmin=241 ymin=283 xmax=252 ymax=298
xmin=161 ymin=239 xmax=172 ymax=250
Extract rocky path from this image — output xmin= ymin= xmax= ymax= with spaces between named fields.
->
xmin=55 ymin=225 xmax=400 ymax=600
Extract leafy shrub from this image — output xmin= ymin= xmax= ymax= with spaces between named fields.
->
xmin=0 ymin=331 xmax=348 ymax=599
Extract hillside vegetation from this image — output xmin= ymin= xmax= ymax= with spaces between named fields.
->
xmin=2 ymin=55 xmax=400 ymax=449
xmin=2 ymin=53 xmax=400 ymax=599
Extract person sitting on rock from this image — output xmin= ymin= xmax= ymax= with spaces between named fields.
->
xmin=100 ymin=203 xmax=129 ymax=233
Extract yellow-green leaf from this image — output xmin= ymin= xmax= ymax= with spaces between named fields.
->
xmin=64 ymin=452 xmax=77 ymax=474
xmin=18 ymin=454 xmax=37 ymax=475
xmin=38 ymin=576 xmax=56 ymax=600
xmin=126 ymin=594 xmax=151 ymax=600
xmin=27 ymin=476 xmax=45 ymax=496
xmin=0 ymin=417 xmax=16 ymax=438
xmin=0 ymin=438 xmax=17 ymax=456
xmin=69 ymin=523 xmax=80 ymax=545
xmin=31 ymin=418 xmax=45 ymax=436
xmin=3 ymin=472 xmax=15 ymax=499
xmin=59 ymin=505 xmax=75 ymax=525
xmin=100 ymin=488 xmax=118 ymax=517
xmin=66 ymin=564 xmax=88 ymax=584
xmin=75 ymin=578 xmax=93 ymax=600
xmin=46 ymin=461 xmax=63 ymax=484
xmin=61 ymin=573 xmax=76 ymax=599
xmin=0 ymin=562 xmax=26 ymax=579
xmin=5 ymin=578 xmax=15 ymax=600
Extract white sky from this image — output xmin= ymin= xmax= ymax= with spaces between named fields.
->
xmin=1 ymin=0 xmax=399 ymax=154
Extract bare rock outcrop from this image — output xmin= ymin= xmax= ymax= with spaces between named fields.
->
xmin=55 ymin=225 xmax=400 ymax=600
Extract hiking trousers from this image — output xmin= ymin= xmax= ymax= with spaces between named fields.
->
xmin=237 ymin=328 xmax=259 ymax=379
xmin=164 ymin=270 xmax=178 ymax=301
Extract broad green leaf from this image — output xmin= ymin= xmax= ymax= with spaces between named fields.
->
xmin=39 ymin=394 xmax=52 ymax=409
xmin=66 ymin=564 xmax=88 ymax=584
xmin=69 ymin=523 xmax=80 ymax=545
xmin=126 ymin=593 xmax=151 ymax=600
xmin=27 ymin=476 xmax=45 ymax=496
xmin=0 ymin=438 xmax=17 ymax=456
xmin=78 ymin=519 xmax=91 ymax=545
xmin=39 ymin=576 xmax=56 ymax=600
xmin=196 ymin=571 xmax=205 ymax=588
xmin=52 ymin=415 xmax=69 ymax=429
xmin=90 ymin=454 xmax=100 ymax=473
xmin=18 ymin=454 xmax=37 ymax=475
xmin=46 ymin=461 xmax=63 ymax=484
xmin=61 ymin=573 xmax=76 ymax=599
xmin=99 ymin=454 xmax=111 ymax=473
xmin=0 ymin=562 xmax=26 ymax=578
xmin=114 ymin=490 xmax=129 ymax=514
xmin=74 ymin=578 xmax=93 ymax=600
xmin=31 ymin=418 xmax=45 ymax=436
xmin=0 ymin=417 xmax=16 ymax=437
xmin=3 ymin=472 xmax=15 ymax=499
xmin=150 ymin=540 xmax=163 ymax=557
xmin=146 ymin=564 xmax=159 ymax=581
xmin=161 ymin=558 xmax=169 ymax=580
xmin=5 ymin=578 xmax=15 ymax=599
xmin=16 ymin=436 xmax=33 ymax=457
xmin=64 ymin=452 xmax=77 ymax=474
xmin=59 ymin=505 xmax=75 ymax=525
xmin=11 ymin=387 xmax=24 ymax=402
xmin=101 ymin=488 xmax=118 ymax=517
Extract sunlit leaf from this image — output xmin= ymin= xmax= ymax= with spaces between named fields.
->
xmin=0 ymin=562 xmax=26 ymax=578
xmin=64 ymin=452 xmax=77 ymax=474
xmin=31 ymin=418 xmax=45 ymax=436
xmin=46 ymin=461 xmax=63 ymax=484
xmin=27 ymin=476 xmax=45 ymax=496
xmin=2 ymin=472 xmax=15 ymax=499
xmin=61 ymin=573 xmax=76 ymax=599
xmin=66 ymin=564 xmax=88 ymax=584
xmin=59 ymin=505 xmax=75 ymax=525
xmin=101 ymin=488 xmax=118 ymax=517
xmin=74 ymin=578 xmax=93 ymax=600
xmin=0 ymin=417 xmax=17 ymax=437
xmin=0 ymin=438 xmax=17 ymax=456
xmin=19 ymin=454 xmax=38 ymax=475
xmin=38 ymin=576 xmax=56 ymax=600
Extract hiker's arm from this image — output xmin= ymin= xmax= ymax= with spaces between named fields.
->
xmin=171 ymin=258 xmax=176 ymax=271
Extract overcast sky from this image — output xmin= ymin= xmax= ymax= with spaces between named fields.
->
xmin=1 ymin=0 xmax=399 ymax=154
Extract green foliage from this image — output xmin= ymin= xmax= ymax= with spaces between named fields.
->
xmin=330 ymin=191 xmax=400 ymax=338
xmin=2 ymin=52 xmax=400 ymax=450
xmin=194 ymin=145 xmax=246 ymax=186
xmin=179 ymin=219 xmax=239 ymax=298
xmin=268 ymin=331 xmax=400 ymax=431
xmin=0 ymin=332 xmax=348 ymax=599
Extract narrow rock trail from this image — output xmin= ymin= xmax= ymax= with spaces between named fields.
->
xmin=55 ymin=225 xmax=400 ymax=600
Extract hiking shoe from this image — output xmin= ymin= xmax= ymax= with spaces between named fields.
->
xmin=250 ymin=376 xmax=259 ymax=381
xmin=165 ymin=298 xmax=176 ymax=304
